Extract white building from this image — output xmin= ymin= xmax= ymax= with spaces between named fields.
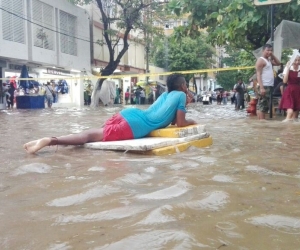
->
xmin=0 ymin=0 xmax=91 ymax=107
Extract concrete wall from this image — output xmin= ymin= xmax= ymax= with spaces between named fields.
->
xmin=0 ymin=0 xmax=29 ymax=60
xmin=0 ymin=0 xmax=90 ymax=72
xmin=148 ymin=65 xmax=167 ymax=85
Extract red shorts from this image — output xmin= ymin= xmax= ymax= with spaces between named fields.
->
xmin=102 ymin=113 xmax=134 ymax=141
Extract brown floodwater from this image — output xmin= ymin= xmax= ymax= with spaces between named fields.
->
xmin=0 ymin=103 xmax=300 ymax=250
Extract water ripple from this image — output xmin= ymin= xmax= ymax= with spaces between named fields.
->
xmin=136 ymin=205 xmax=175 ymax=225
xmin=180 ymin=191 xmax=229 ymax=211
xmin=114 ymin=173 xmax=152 ymax=185
xmin=245 ymin=165 xmax=289 ymax=177
xmin=212 ymin=175 xmax=235 ymax=183
xmin=88 ymin=166 xmax=106 ymax=172
xmin=12 ymin=163 xmax=52 ymax=176
xmin=47 ymin=185 xmax=120 ymax=207
xmin=55 ymin=206 xmax=149 ymax=224
xmin=95 ymin=230 xmax=210 ymax=250
xmin=135 ymin=180 xmax=192 ymax=200
xmin=48 ymin=242 xmax=72 ymax=250
xmin=245 ymin=214 xmax=300 ymax=234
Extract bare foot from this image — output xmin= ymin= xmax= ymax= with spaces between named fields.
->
xmin=23 ymin=137 xmax=52 ymax=154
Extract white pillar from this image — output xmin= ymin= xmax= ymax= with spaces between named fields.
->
xmin=200 ymin=75 xmax=204 ymax=92
xmin=196 ymin=79 xmax=200 ymax=94
xmin=71 ymin=73 xmax=84 ymax=107
xmin=78 ymin=73 xmax=84 ymax=106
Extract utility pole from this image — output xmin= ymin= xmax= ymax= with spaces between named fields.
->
xmin=269 ymin=4 xmax=275 ymax=118
xmin=145 ymin=1 xmax=151 ymax=87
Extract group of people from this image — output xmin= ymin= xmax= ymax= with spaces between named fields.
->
xmin=40 ymin=80 xmax=69 ymax=108
xmin=130 ymin=87 xmax=146 ymax=105
xmin=1 ymin=77 xmax=17 ymax=108
xmin=216 ymin=90 xmax=229 ymax=105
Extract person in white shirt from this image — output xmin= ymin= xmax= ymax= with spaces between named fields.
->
xmin=255 ymin=44 xmax=281 ymax=120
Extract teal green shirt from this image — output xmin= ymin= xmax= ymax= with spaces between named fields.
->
xmin=120 ymin=91 xmax=186 ymax=138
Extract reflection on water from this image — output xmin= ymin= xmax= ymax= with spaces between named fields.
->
xmin=1 ymin=103 xmax=300 ymax=249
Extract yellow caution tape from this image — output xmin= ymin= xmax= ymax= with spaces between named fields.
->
xmin=0 ymin=66 xmax=254 ymax=81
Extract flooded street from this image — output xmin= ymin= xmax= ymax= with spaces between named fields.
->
xmin=1 ymin=103 xmax=300 ymax=250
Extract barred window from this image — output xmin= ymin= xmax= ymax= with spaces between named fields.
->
xmin=32 ymin=0 xmax=54 ymax=50
xmin=1 ymin=0 xmax=25 ymax=44
xmin=59 ymin=11 xmax=77 ymax=56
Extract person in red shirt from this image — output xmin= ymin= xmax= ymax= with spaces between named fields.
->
xmin=124 ymin=88 xmax=130 ymax=105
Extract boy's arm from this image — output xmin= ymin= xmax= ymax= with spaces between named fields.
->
xmin=175 ymin=110 xmax=196 ymax=127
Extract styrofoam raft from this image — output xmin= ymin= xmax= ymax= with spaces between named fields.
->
xmin=84 ymin=133 xmax=210 ymax=151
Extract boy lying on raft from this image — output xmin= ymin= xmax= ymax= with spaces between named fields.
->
xmin=24 ymin=73 xmax=196 ymax=154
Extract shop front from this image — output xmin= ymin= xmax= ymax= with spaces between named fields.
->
xmin=0 ymin=62 xmax=85 ymax=108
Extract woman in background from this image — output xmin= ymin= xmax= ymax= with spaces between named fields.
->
xmin=279 ymin=52 xmax=300 ymax=122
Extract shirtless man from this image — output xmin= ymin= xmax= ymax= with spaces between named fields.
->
xmin=255 ymin=44 xmax=281 ymax=120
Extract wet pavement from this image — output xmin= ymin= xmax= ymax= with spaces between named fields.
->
xmin=0 ymin=102 xmax=300 ymax=249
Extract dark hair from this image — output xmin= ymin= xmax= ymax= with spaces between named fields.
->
xmin=263 ymin=44 xmax=273 ymax=50
xmin=167 ymin=73 xmax=185 ymax=92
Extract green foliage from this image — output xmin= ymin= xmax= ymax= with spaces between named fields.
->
xmin=281 ymin=48 xmax=294 ymax=64
xmin=151 ymin=32 xmax=214 ymax=81
xmin=168 ymin=0 xmax=300 ymax=50
xmin=68 ymin=0 xmax=91 ymax=5
xmin=216 ymin=71 xmax=238 ymax=91
xmin=216 ymin=46 xmax=256 ymax=90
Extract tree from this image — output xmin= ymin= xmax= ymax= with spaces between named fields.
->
xmin=71 ymin=0 xmax=167 ymax=80
xmin=168 ymin=0 xmax=300 ymax=50
xmin=216 ymin=47 xmax=256 ymax=90
xmin=151 ymin=31 xmax=214 ymax=81
xmin=216 ymin=71 xmax=238 ymax=91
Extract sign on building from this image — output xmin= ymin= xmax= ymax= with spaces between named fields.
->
xmin=254 ymin=0 xmax=291 ymax=5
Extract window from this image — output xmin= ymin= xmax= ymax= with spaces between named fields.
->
xmin=1 ymin=0 xmax=25 ymax=43
xmin=32 ymin=0 xmax=54 ymax=50
xmin=165 ymin=21 xmax=174 ymax=29
xmin=59 ymin=11 xmax=77 ymax=56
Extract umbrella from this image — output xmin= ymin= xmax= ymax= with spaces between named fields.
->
xmin=19 ymin=65 xmax=30 ymax=94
